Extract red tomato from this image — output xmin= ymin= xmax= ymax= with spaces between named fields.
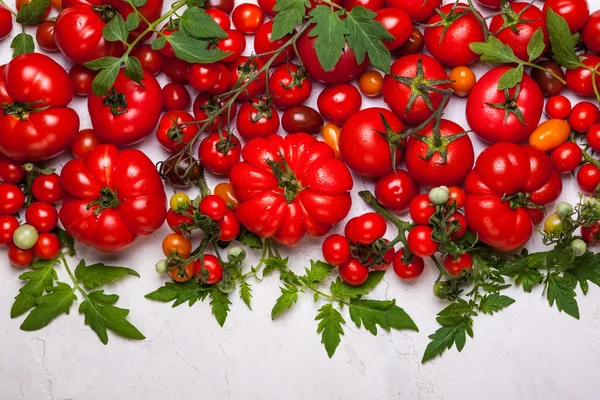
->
xmin=229 ymin=56 xmax=266 ymax=101
xmin=375 ymin=8 xmax=413 ymax=50
xmin=565 ymin=55 xmax=600 ymax=97
xmin=59 ymin=144 xmax=167 ymax=252
xmin=0 ymin=184 xmax=24 ymax=215
xmin=392 ymin=249 xmax=424 ymax=279
xmin=409 ymin=194 xmax=435 ymax=225
xmin=69 ymin=64 xmax=96 ymax=97
xmin=581 ymin=222 xmax=600 ymax=245
xmin=0 ymin=215 xmax=19 ymax=245
xmin=8 ymin=244 xmax=33 ymax=268
xmin=257 ymin=0 xmax=276 ymax=16
xmin=317 ymin=84 xmax=362 ymax=126
xmin=0 ymin=6 xmax=12 ymax=40
xmin=194 ymin=254 xmax=223 ymax=284
xmin=36 ymin=21 xmax=58 ymax=52
xmin=72 ymin=129 xmax=102 ymax=159
xmin=348 ymin=212 xmax=387 ymax=245
xmin=543 ymin=0 xmax=589 ymax=33
xmin=198 ymin=132 xmax=241 ymax=175
xmin=375 ymin=170 xmax=418 ymax=212
xmin=568 ymin=101 xmax=599 ymax=133
xmin=424 ymin=3 xmax=485 ymax=66
xmin=297 ymin=27 xmax=367 ymax=84
xmin=217 ymin=29 xmax=246 ymax=63
xmin=206 ymin=8 xmax=231 ymax=30
xmin=582 ymin=10 xmax=600 ymax=53
xmin=551 ymin=142 xmax=582 ymax=173
xmin=577 ymin=163 xmax=600 ymax=193
xmin=254 ymin=21 xmax=292 ymax=66
xmin=236 ymin=98 xmax=280 ymax=140
xmin=162 ymin=58 xmax=191 ymax=83
xmin=281 ymin=105 xmax=323 ymax=135
xmin=448 ymin=187 xmax=466 ymax=208
xmin=156 ymin=111 xmax=199 ymax=154
xmin=268 ymin=63 xmax=312 ymax=110
xmin=339 ymin=259 xmax=369 ymax=286
xmin=529 ymin=170 xmax=563 ymax=206
xmin=159 ymin=26 xmax=177 ymax=58
xmin=0 ymin=155 xmax=25 ymax=184
xmin=322 ymin=234 xmax=351 ymax=266
xmin=489 ymin=2 xmax=548 ymax=62
xmin=466 ymin=66 xmax=543 ymax=143
xmin=33 ymin=233 xmax=61 ymax=260
xmin=193 ymin=93 xmax=237 ymax=133
xmin=407 ymin=226 xmax=438 ymax=257
xmin=405 ymin=119 xmax=474 ymax=187
xmin=32 ymin=173 xmax=63 ymax=204
xmin=189 ymin=63 xmax=219 ymax=92
xmin=162 ymin=82 xmax=191 ymax=112
xmin=476 ymin=0 xmax=512 ymax=8
xmin=444 ymin=253 xmax=473 ymax=276
xmin=88 ymin=70 xmax=162 ymax=146
xmin=385 ymin=0 xmax=440 ymax=21
xmin=206 ymin=63 xmax=230 ymax=95
xmin=205 ymin=0 xmax=234 ymax=14
xmin=447 ymin=211 xmax=468 ymax=239
xmin=344 ymin=0 xmax=383 ymax=11
xmin=199 ymin=195 xmax=228 ymax=221
xmin=131 ymin=44 xmax=163 ymax=76
xmin=166 ymin=207 xmax=194 ymax=234
xmin=545 ymin=95 xmax=571 ymax=119
xmin=217 ymin=209 xmax=240 ymax=241
xmin=0 ymin=54 xmax=78 ymax=162
xmin=587 ymin=124 xmax=600 ymax=151
xmin=232 ymin=3 xmax=264 ymax=34
xmin=340 ymin=108 xmax=405 ymax=177
xmin=230 ymin=133 xmax=353 ymax=246
xmin=25 ymin=202 xmax=58 ymax=233
xmin=383 ymin=54 xmax=450 ymax=124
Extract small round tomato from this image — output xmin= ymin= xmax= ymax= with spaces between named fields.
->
xmin=236 ymin=98 xmax=279 ymax=140
xmin=25 ymin=202 xmax=58 ymax=233
xmin=229 ymin=57 xmax=265 ymax=101
xmin=71 ymin=129 xmax=102 ymax=159
xmin=12 ymin=224 xmax=38 ymax=250
xmin=199 ymin=195 xmax=228 ymax=221
xmin=358 ymin=70 xmax=383 ymax=97
xmin=447 ymin=187 xmax=466 ymax=208
xmin=169 ymin=261 xmax=195 ymax=282
xmin=162 ymin=58 xmax=191 ymax=84
xmin=131 ymin=44 xmax=163 ymax=76
xmin=198 ymin=132 xmax=241 ymax=175
xmin=217 ymin=209 xmax=240 ymax=241
xmin=409 ymin=194 xmax=435 ymax=225
xmin=0 ymin=156 xmax=25 ymax=184
xmin=344 ymin=0 xmax=383 ymax=11
xmin=156 ymin=111 xmax=199 ymax=154
xmin=569 ymin=101 xmax=599 ymax=133
xmin=317 ymin=84 xmax=362 ymax=126
xmin=205 ymin=0 xmax=234 ymax=14
xmin=281 ymin=105 xmax=323 ymax=135
xmin=551 ymin=142 xmax=582 ymax=173
xmin=531 ymin=60 xmax=566 ymax=97
xmin=0 ymin=184 xmax=24 ymax=215
xmin=375 ymin=170 xmax=418 ymax=212
xmin=195 ymin=254 xmax=223 ymax=284
xmin=0 ymin=215 xmax=19 ymax=246
xmin=407 ymin=226 xmax=438 ymax=257
xmin=566 ymin=55 xmax=600 ymax=97
xmin=189 ymin=63 xmax=219 ymax=92
xmin=254 ymin=21 xmax=292 ymax=66
xmin=447 ymin=211 xmax=467 ymax=239
xmin=543 ymin=0 xmax=590 ymax=33
xmin=449 ymin=66 xmax=476 ymax=97
xmin=33 ymin=233 xmax=60 ymax=260
xmin=0 ymin=6 xmax=12 ymax=40
xmin=529 ymin=119 xmax=571 ymax=151
xmin=582 ymin=10 xmax=600 ymax=53
xmin=169 ymin=193 xmax=191 ymax=211
xmin=166 ymin=207 xmax=194 ymax=234
xmin=444 ymin=253 xmax=473 ymax=276
xmin=392 ymin=249 xmax=424 ymax=279
xmin=322 ymin=234 xmax=351 ymax=266
xmin=578 ymin=163 xmax=600 ymax=193
xmin=8 ymin=244 xmax=34 ymax=268
xmin=386 ymin=0 xmax=440 ymax=21
xmin=268 ymin=63 xmax=312 ymax=109
xmin=587 ymin=124 xmax=600 ymax=151
xmin=544 ymin=212 xmax=564 ymax=235
xmin=69 ymin=65 xmax=96 ymax=97
xmin=161 ymin=154 xmax=202 ymax=188
xmin=217 ymin=29 xmax=246 ymax=63
xmin=193 ymin=93 xmax=237 ymax=133
xmin=162 ymin=233 xmax=192 ymax=258
xmin=36 ymin=21 xmax=58 ymax=52
xmin=394 ymin=28 xmax=424 ymax=57
xmin=581 ymin=222 xmax=600 ymax=245
xmin=349 ymin=212 xmax=387 ymax=245
xmin=214 ymin=182 xmax=238 ymax=208
xmin=546 ymin=95 xmax=572 ymax=119
xmin=32 ymin=173 xmax=62 ymax=204
xmin=16 ymin=0 xmax=51 ymax=23
xmin=339 ymin=259 xmax=369 ymax=286
xmin=162 ymin=82 xmax=191 ymax=112
xmin=322 ymin=123 xmax=341 ymax=159
xmin=375 ymin=7 xmax=412 ymax=50
xmin=232 ymin=3 xmax=264 ymax=34
xmin=206 ymin=8 xmax=231 ymax=30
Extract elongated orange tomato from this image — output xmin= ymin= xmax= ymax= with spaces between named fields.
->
xmin=322 ymin=123 xmax=341 ymax=158
xmin=529 ymin=119 xmax=571 ymax=151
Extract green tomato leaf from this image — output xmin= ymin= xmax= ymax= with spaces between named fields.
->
xmin=84 ymin=56 xmax=122 ymax=71
xmin=10 ymin=32 xmax=35 ymax=58
xmin=90 ymin=61 xmax=121 ymax=96
xmin=478 ymin=293 xmax=515 ymax=315
xmin=304 ymin=260 xmax=335 ymax=284
xmin=564 ymin=252 xmax=600 ymax=294
xmin=151 ymin=36 xmax=167 ymax=50
xmin=125 ymin=13 xmax=140 ymax=31
xmin=16 ymin=0 xmax=50 ymax=25
xmin=102 ymin=14 xmax=129 ymax=43
xmin=239 ymin=278 xmax=253 ymax=309
xmin=469 ymin=36 xmax=521 ymax=64
xmin=527 ymin=28 xmax=546 ymax=62
xmin=167 ymin=31 xmax=230 ymax=63
xmin=20 ymin=282 xmax=76 ymax=331
xmin=497 ymin=64 xmax=524 ymax=90
xmin=329 ymin=271 xmax=385 ymax=300
xmin=209 ymin=287 xmax=231 ymax=327
xmin=124 ymin=56 xmax=144 ymax=84
xmin=348 ymin=299 xmax=418 ymax=335
xmin=546 ymin=8 xmax=582 ymax=69
xmin=74 ymin=260 xmax=139 ymax=290
xmin=11 ymin=259 xmax=58 ymax=318
xmin=272 ymin=0 xmax=310 ymax=41
xmin=271 ymin=283 xmax=299 ymax=319
xmin=180 ymin=7 xmax=228 ymax=39
xmin=128 ymin=0 xmax=148 ymax=6
xmin=315 ymin=303 xmax=345 ymax=358
xmin=308 ymin=6 xmax=348 ymax=72
xmin=422 ymin=315 xmax=473 ymax=363
xmin=547 ymin=272 xmax=580 ymax=319
xmin=262 ymin=257 xmax=289 ymax=277
xmin=236 ymin=226 xmax=263 ymax=249
xmin=145 ymin=280 xmax=211 ymax=307
xmin=55 ymin=227 xmax=76 ymax=256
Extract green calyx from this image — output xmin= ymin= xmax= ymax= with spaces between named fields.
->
xmin=425 ymin=2 xmax=472 ymax=44
xmin=282 ymin=64 xmax=308 ymax=90
xmin=501 ymin=192 xmax=545 ymax=211
xmin=413 ymin=120 xmax=468 ymax=164
xmin=2 ymin=101 xmax=47 ymax=120
xmin=92 ymin=5 xmax=119 ymax=23
xmin=249 ymin=98 xmax=273 ymax=123
xmin=267 ymin=154 xmax=303 ymax=204
xmin=87 ymin=187 xmax=121 ymax=216
xmin=486 ymin=84 xmax=526 ymax=125
xmin=374 ymin=112 xmax=408 ymax=172
xmin=350 ymin=238 xmax=391 ymax=268
xmin=103 ymin=88 xmax=129 ymax=116
xmin=494 ymin=0 xmax=536 ymax=35
xmin=215 ymin=133 xmax=238 ymax=155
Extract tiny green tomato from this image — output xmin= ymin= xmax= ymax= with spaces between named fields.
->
xmin=227 ymin=246 xmax=246 ymax=263
xmin=570 ymin=239 xmax=587 ymax=257
xmin=556 ymin=202 xmax=574 ymax=217
xmin=13 ymin=224 xmax=39 ymax=250
xmin=155 ymin=260 xmax=168 ymax=274
xmin=429 ymin=187 xmax=449 ymax=205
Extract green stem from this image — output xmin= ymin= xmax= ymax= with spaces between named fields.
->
xmin=59 ymin=254 xmax=90 ymax=301
xmin=196 ymin=168 xmax=210 ymax=198
xmin=125 ymin=0 xmax=187 ymax=53
xmin=0 ymin=0 xmax=17 ymax=16
xmin=524 ymin=61 xmax=567 ymax=84
xmin=581 ymin=147 xmax=600 ymax=169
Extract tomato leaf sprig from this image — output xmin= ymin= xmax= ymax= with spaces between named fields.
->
xmin=1 ymin=0 xmax=49 ymax=57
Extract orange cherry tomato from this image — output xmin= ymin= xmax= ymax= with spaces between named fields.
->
xmin=322 ymin=123 xmax=341 ymax=159
xmin=358 ymin=70 xmax=384 ymax=97
xmin=449 ymin=66 xmax=476 ymax=97
xmin=52 ymin=0 xmax=62 ymax=10
xmin=447 ymin=186 xmax=466 ymax=208
xmin=162 ymin=233 xmax=192 ymax=258
xmin=529 ymin=119 xmax=571 ymax=151
xmin=214 ymin=182 xmax=238 ymax=209
xmin=168 ymin=261 xmax=195 ymax=282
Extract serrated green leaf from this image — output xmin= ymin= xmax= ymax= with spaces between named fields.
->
xmin=239 ymin=278 xmax=252 ymax=309
xmin=11 ymin=259 xmax=57 ymax=318
xmin=16 ymin=0 xmax=50 ymax=25
xmin=272 ymin=0 xmax=310 ymax=41
xmin=315 ymin=303 xmax=345 ymax=358
xmin=55 ymin=228 xmax=76 ymax=256
xmin=437 ymin=298 xmax=473 ymax=318
xmin=497 ymin=64 xmax=524 ymax=90
xmin=308 ymin=6 xmax=348 ymax=72
xmin=91 ymin=62 xmax=121 ymax=96
xmin=527 ymin=28 xmax=546 ymax=61
xmin=546 ymin=8 xmax=582 ymax=69
xmin=103 ymin=14 xmax=129 ymax=43
xmin=167 ymin=31 xmax=230 ymax=63
xmin=209 ymin=288 xmax=231 ymax=327
xmin=84 ymin=56 xmax=122 ymax=71
xmin=151 ymin=36 xmax=167 ymax=50
xmin=344 ymin=6 xmax=394 ymax=73
xmin=10 ymin=33 xmax=34 ymax=58
xmin=74 ymin=260 xmax=139 ymax=290
xmin=469 ymin=36 xmax=520 ymax=64
xmin=547 ymin=272 xmax=579 ymax=319
xmin=498 ymin=250 xmax=547 ymax=292
xmin=304 ymin=260 xmax=335 ymax=284
xmin=348 ymin=299 xmax=418 ymax=335
xmin=125 ymin=13 xmax=140 ymax=31
xmin=329 ymin=271 xmax=385 ymax=300
xmin=271 ymin=283 xmax=299 ymax=319
xmin=478 ymin=293 xmax=515 ymax=315
xmin=79 ymin=290 xmax=144 ymax=344
xmin=124 ymin=56 xmax=144 ymax=84
xmin=262 ymin=257 xmax=289 ymax=277
xmin=180 ymin=7 xmax=228 ymax=39
xmin=20 ymin=282 xmax=76 ymax=331
xmin=422 ymin=316 xmax=473 ymax=363
xmin=236 ymin=227 xmax=263 ymax=249
xmin=145 ymin=280 xmax=211 ymax=307
xmin=564 ymin=252 xmax=600 ymax=294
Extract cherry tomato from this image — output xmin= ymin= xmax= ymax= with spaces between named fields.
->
xmin=159 ymin=25 xmax=177 ymax=58
xmin=569 ymin=102 xmax=599 ymax=133
xmin=0 ymin=215 xmax=19 ymax=245
xmin=0 ymin=155 xmax=25 ymax=184
xmin=71 ymin=129 xmax=102 ymax=159
xmin=375 ymin=170 xmax=418 ymax=212
xmin=407 ymin=226 xmax=438 ymax=257
xmin=199 ymin=195 xmax=228 ymax=221
xmin=375 ymin=7 xmax=412 ymax=50
xmin=195 ymin=254 xmax=223 ymax=284
xmin=578 ymin=163 xmax=600 ymax=193
xmin=392 ymin=249 xmax=424 ymax=279
xmin=69 ymin=65 xmax=96 ymax=97
xmin=322 ymin=234 xmax=351 ymax=266
xmin=162 ymin=233 xmax=192 ymax=258
xmin=8 ymin=244 xmax=33 ymax=268
xmin=546 ymin=95 xmax=572 ymax=119
xmin=581 ymin=222 xmax=600 ymax=245
xmin=344 ymin=0 xmax=383 ymax=11
xmin=166 ymin=207 xmax=194 ymax=234
xmin=206 ymin=8 xmax=231 ymax=30
xmin=268 ymin=63 xmax=312 ymax=109
xmin=189 ymin=63 xmax=219 ymax=92
xmin=161 ymin=154 xmax=202 ymax=188
xmin=217 ymin=29 xmax=246 ymax=63
xmin=257 ymin=0 xmax=276 ymax=16
xmin=131 ymin=44 xmax=163 ymax=76
xmin=449 ymin=66 xmax=476 ymax=97
xmin=447 ymin=211 xmax=467 ymax=240
xmin=207 ymin=63 xmax=231 ymax=95
xmin=339 ymin=259 xmax=369 ymax=286
xmin=529 ymin=119 xmax=571 ymax=151
xmin=447 ymin=187 xmax=466 ymax=208
xmin=409 ymin=194 xmax=435 ymax=225
xmin=0 ymin=184 xmax=24 ymax=215
xmin=444 ymin=253 xmax=473 ymax=276
xmin=229 ymin=57 xmax=265 ymax=101
xmin=32 ymin=173 xmax=62 ymax=204
xmin=551 ymin=142 xmax=582 ymax=173
xmin=531 ymin=60 xmax=565 ymax=97
xmin=232 ymin=3 xmax=264 ymax=34
xmin=36 ymin=21 xmax=58 ymax=52
xmin=582 ymin=10 xmax=600 ymax=53
xmin=16 ymin=0 xmax=51 ymax=23
xmin=0 ymin=6 xmax=12 ymax=40
xmin=587 ymin=124 xmax=600 ymax=151
xmin=565 ymin=55 xmax=600 ymax=97
xmin=25 ymin=202 xmax=58 ymax=233
xmin=198 ymin=132 xmax=241 ymax=175
xmin=254 ymin=21 xmax=292 ymax=66
xmin=543 ymin=0 xmax=590 ymax=33
xmin=394 ymin=28 xmax=424 ymax=57
xmin=169 ymin=261 xmax=195 ymax=282
xmin=33 ymin=233 xmax=60 ymax=260
xmin=217 ymin=209 xmax=240 ymax=241
xmin=322 ymin=123 xmax=341 ymax=159
xmin=358 ymin=70 xmax=384 ymax=97
xmin=317 ymin=84 xmax=362 ymax=126
xmin=162 ymin=58 xmax=191 ymax=84
xmin=12 ymin=224 xmax=37 ymax=250
xmin=214 ymin=182 xmax=238 ymax=208
xmin=350 ymin=212 xmax=387 ymax=245
xmin=281 ymin=105 xmax=324 ymax=135
xmin=386 ymin=0 xmax=440 ymax=21
xmin=205 ymin=0 xmax=234 ymax=14
xmin=169 ymin=193 xmax=191 ymax=211
xmin=162 ymin=82 xmax=191 ymax=112
xmin=236 ymin=98 xmax=279 ymax=140
xmin=156 ymin=111 xmax=199 ymax=154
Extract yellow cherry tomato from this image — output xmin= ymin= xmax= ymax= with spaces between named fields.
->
xmin=543 ymin=213 xmax=564 ymax=235
xmin=358 ymin=70 xmax=383 ymax=97
xmin=449 ymin=66 xmax=476 ymax=97
xmin=322 ymin=123 xmax=341 ymax=158
xmin=529 ymin=119 xmax=571 ymax=151
xmin=169 ymin=192 xmax=191 ymax=211
xmin=214 ymin=182 xmax=238 ymax=209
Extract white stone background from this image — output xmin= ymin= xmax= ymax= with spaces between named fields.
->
xmin=1 ymin=0 xmax=600 ymax=399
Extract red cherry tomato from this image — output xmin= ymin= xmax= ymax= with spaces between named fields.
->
xmin=162 ymin=58 xmax=191 ymax=83
xmin=0 ymin=183 xmax=24 ymax=215
xmin=166 ymin=207 xmax=194 ymax=234
xmin=568 ymin=101 xmax=599 ymax=133
xmin=69 ymin=64 xmax=96 ymax=97
xmin=32 ymin=173 xmax=63 ymax=204
xmin=392 ymin=249 xmax=425 ymax=279
xmin=375 ymin=7 xmax=413 ymax=50
xmin=131 ymin=44 xmax=163 ymax=76
xmin=0 ymin=155 xmax=25 ymax=184
xmin=565 ymin=55 xmax=600 ymax=97
xmin=8 ymin=244 xmax=33 ymax=268
xmin=447 ymin=187 xmax=466 ymax=208
xmin=232 ymin=3 xmax=264 ymax=34
xmin=189 ymin=63 xmax=219 ymax=92
xmin=577 ymin=163 xmax=600 ymax=193
xmin=156 ymin=111 xmax=199 ymax=154
xmin=206 ymin=8 xmax=231 ymax=30
xmin=25 ymin=202 xmax=58 ymax=233
xmin=194 ymin=254 xmax=223 ymax=284
xmin=409 ymin=194 xmax=435 ymax=225
xmin=0 ymin=6 xmax=12 ymax=40
xmin=322 ymin=234 xmax=351 ymax=266
xmin=268 ymin=63 xmax=312 ymax=110
xmin=374 ymin=170 xmax=418 ymax=212
xmin=581 ymin=222 xmax=600 ymax=245
xmin=198 ymin=132 xmax=241 ymax=175
xmin=33 ymin=233 xmax=61 ymax=260
xmin=587 ymin=124 xmax=600 ymax=151
xmin=0 ymin=215 xmax=19 ymax=245
xmin=254 ymin=21 xmax=292 ymax=66
xmin=339 ymin=259 xmax=369 ymax=286
xmin=546 ymin=95 xmax=572 ymax=119
xmin=199 ymin=195 xmax=228 ymax=221
xmin=16 ymin=0 xmax=51 ymax=22
xmin=217 ymin=29 xmax=246 ymax=63
xmin=407 ymin=225 xmax=438 ymax=257
xmin=205 ymin=0 xmax=234 ymax=14
xmin=444 ymin=253 xmax=473 ymax=276
xmin=229 ymin=56 xmax=266 ymax=101
xmin=543 ymin=0 xmax=590 ymax=33
xmin=349 ymin=212 xmax=387 ymax=245
xmin=551 ymin=142 xmax=582 ymax=173
xmin=447 ymin=211 xmax=467 ymax=240
xmin=206 ymin=63 xmax=231 ymax=95
xmin=236 ymin=98 xmax=280 ymax=140
xmin=582 ymin=10 xmax=600 ymax=53
xmin=162 ymin=82 xmax=191 ymax=112
xmin=71 ymin=129 xmax=102 ymax=159
xmin=317 ymin=84 xmax=362 ymax=126
xmin=217 ymin=209 xmax=240 ymax=241
xmin=193 ymin=93 xmax=237 ymax=133
xmin=36 ymin=21 xmax=59 ymax=52
xmin=385 ymin=0 xmax=440 ymax=21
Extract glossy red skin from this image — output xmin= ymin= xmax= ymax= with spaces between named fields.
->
xmin=582 ymin=10 xmax=600 ymax=53
xmin=205 ymin=0 xmax=234 ymax=14
xmin=0 ymin=155 xmax=25 ymax=184
xmin=545 ymin=95 xmax=571 ymax=119
xmin=577 ymin=164 xmax=600 ymax=193
xmin=322 ymin=234 xmax=351 ymax=266
xmin=424 ymin=3 xmax=485 ymax=66
xmin=344 ymin=218 xmax=360 ymax=244
xmin=566 ymin=55 xmax=600 ymax=97
xmin=0 ymin=215 xmax=19 ymax=245
xmin=26 ymin=202 xmax=58 ymax=233
xmin=206 ymin=63 xmax=230 ymax=95
xmin=344 ymin=0 xmax=383 ymax=11
xmin=392 ymin=249 xmax=424 ymax=279
xmin=88 ymin=70 xmax=162 ymax=146
xmin=218 ymin=209 xmax=240 ymax=241
xmin=33 ymin=233 xmax=61 ymax=260
xmin=198 ymin=133 xmax=241 ymax=175
xmin=166 ymin=207 xmax=194 ymax=234
xmin=193 ymin=93 xmax=237 ymax=133
xmin=254 ymin=21 xmax=291 ymax=66
xmin=230 ymin=133 xmax=353 ymax=246
xmin=72 ymin=128 xmax=102 ymax=159
xmin=156 ymin=111 xmax=199 ymax=153
xmin=217 ymin=29 xmax=246 ymax=63
xmin=375 ymin=7 xmax=413 ymax=50
xmin=189 ymin=63 xmax=219 ymax=92
xmin=206 ymin=8 xmax=231 ymax=30
xmin=131 ymin=44 xmax=163 ymax=75
xmin=385 ymin=0 xmax=440 ymax=21
xmin=32 ymin=173 xmax=63 ymax=204
xmin=409 ymin=195 xmax=435 ymax=225
xmin=375 ymin=169 xmax=418 ymax=212
xmin=36 ymin=21 xmax=59 ymax=52
xmin=236 ymin=99 xmax=280 ymax=140
xmin=200 ymin=195 xmax=228 ymax=221
xmin=350 ymin=212 xmax=387 ymax=245
xmin=476 ymin=0 xmax=512 ymax=8
xmin=0 ymin=6 xmax=12 ymax=40
xmin=587 ymin=124 xmax=600 ymax=151
xmin=232 ymin=3 xmax=264 ymax=34
xmin=339 ymin=259 xmax=369 ymax=286
xmin=317 ymin=84 xmax=362 ymax=126
xmin=268 ymin=64 xmax=312 ymax=109
xmin=407 ymin=225 xmax=438 ymax=257
xmin=581 ymin=222 xmax=600 ymax=245
xmin=529 ymin=170 xmax=562 ymax=205
xmin=489 ymin=2 xmax=548 ymax=62
xmin=162 ymin=82 xmax=190 ymax=112
xmin=444 ymin=253 xmax=473 ymax=276
xmin=383 ymin=54 xmax=450 ymax=124
xmin=297 ymin=27 xmax=367 ymax=84
xmin=340 ymin=108 xmax=405 ymax=178
xmin=229 ymin=56 xmax=266 ymax=101
xmin=405 ymin=119 xmax=474 ymax=187
xmin=59 ymin=144 xmax=167 ymax=252
xmin=466 ymin=67 xmax=543 ymax=143
xmin=281 ymin=105 xmax=323 ymax=135
xmin=195 ymin=254 xmax=223 ymax=284
xmin=8 ymin=244 xmax=33 ymax=267
xmin=568 ymin=101 xmax=599 ymax=133
xmin=69 ymin=64 xmax=97 ymax=97
xmin=54 ymin=6 xmax=125 ymax=64
xmin=0 ymin=183 xmax=24 ymax=215
xmin=162 ymin=57 xmax=191 ymax=83
xmin=257 ymin=0 xmax=276 ymax=17
xmin=543 ymin=0 xmax=590 ymax=33
xmin=551 ymin=142 xmax=582 ymax=173
xmin=448 ymin=212 xmax=468 ymax=239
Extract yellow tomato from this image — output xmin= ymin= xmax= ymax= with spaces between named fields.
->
xmin=449 ymin=66 xmax=476 ymax=97
xmin=169 ymin=192 xmax=191 ymax=211
xmin=358 ymin=70 xmax=383 ymax=97
xmin=529 ymin=119 xmax=571 ymax=151
xmin=214 ymin=182 xmax=238 ymax=209
xmin=322 ymin=123 xmax=341 ymax=158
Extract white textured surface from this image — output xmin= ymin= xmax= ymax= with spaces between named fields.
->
xmin=1 ymin=1 xmax=600 ymax=399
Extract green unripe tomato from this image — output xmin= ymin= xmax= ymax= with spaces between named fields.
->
xmin=218 ymin=278 xmax=235 ymax=293
xmin=227 ymin=247 xmax=246 ymax=263
xmin=543 ymin=213 xmax=564 ymax=235
xmin=13 ymin=224 xmax=39 ymax=250
xmin=556 ymin=202 xmax=574 ymax=217
xmin=155 ymin=260 xmax=168 ymax=274
xmin=429 ymin=187 xmax=449 ymax=205
xmin=570 ymin=239 xmax=587 ymax=257
xmin=433 ymin=281 xmax=449 ymax=299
